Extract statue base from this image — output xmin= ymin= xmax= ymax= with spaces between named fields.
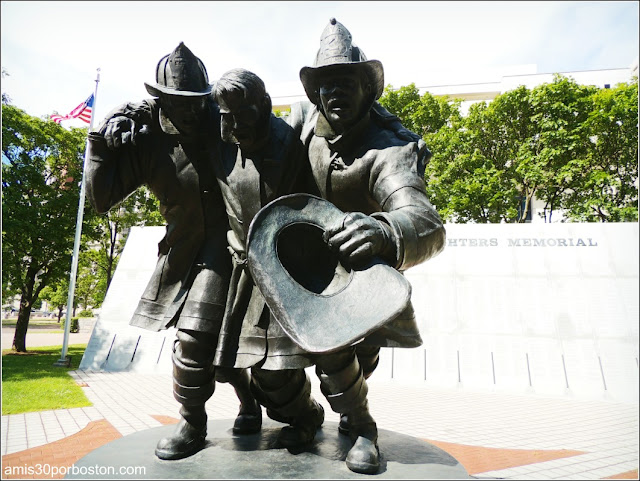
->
xmin=66 ymin=420 xmax=469 ymax=479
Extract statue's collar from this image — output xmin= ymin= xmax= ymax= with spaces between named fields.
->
xmin=315 ymin=110 xmax=371 ymax=154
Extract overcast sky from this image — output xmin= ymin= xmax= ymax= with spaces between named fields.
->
xmin=1 ymin=1 xmax=638 ymax=128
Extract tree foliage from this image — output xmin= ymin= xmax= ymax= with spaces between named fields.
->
xmin=379 ymin=83 xmax=460 ymax=137
xmin=31 ymin=165 xmax=164 ymax=323
xmin=87 ymin=186 xmax=164 ymax=294
xmin=39 ymin=280 xmax=69 ymax=322
xmin=563 ymin=80 xmax=638 ymax=221
xmin=74 ymin=248 xmax=106 ymax=313
xmin=2 ymin=104 xmax=93 ymax=351
xmin=379 ymin=75 xmax=638 ymax=223
xmin=525 ymin=76 xmax=598 ymax=222
xmin=3 ymin=102 xmax=164 ymax=351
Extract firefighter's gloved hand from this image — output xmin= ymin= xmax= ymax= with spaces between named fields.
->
xmin=323 ymin=212 xmax=394 ymax=265
xmin=102 ymin=116 xmax=144 ymax=150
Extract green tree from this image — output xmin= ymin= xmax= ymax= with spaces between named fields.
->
xmin=379 ymin=84 xmax=466 ymax=220
xmin=423 ymin=99 xmax=524 ymax=223
xmin=39 ymin=280 xmax=69 ymax=323
xmin=382 ymin=75 xmax=637 ymax=223
xmin=563 ymin=79 xmax=638 ymax=221
xmin=88 ymin=186 xmax=163 ymax=292
xmin=482 ymin=85 xmax=537 ymax=222
xmin=379 ymin=83 xmax=422 ymax=133
xmin=38 ymin=249 xmax=105 ymax=321
xmin=523 ymin=75 xmax=597 ymax=222
xmin=424 ymin=78 xmax=598 ymax=223
xmin=2 ymin=104 xmax=92 ymax=351
xmin=74 ymin=248 xmax=106 ymax=312
xmin=379 ymin=83 xmax=459 ymax=137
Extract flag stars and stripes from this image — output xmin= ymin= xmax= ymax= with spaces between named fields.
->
xmin=50 ymin=94 xmax=94 ymax=124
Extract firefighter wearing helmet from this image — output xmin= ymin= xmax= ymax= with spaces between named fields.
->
xmin=85 ymin=43 xmax=262 ymax=460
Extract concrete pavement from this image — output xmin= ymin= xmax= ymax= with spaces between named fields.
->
xmin=1 ymin=368 xmax=637 ymax=479
xmin=1 ymin=322 xmax=637 ymax=479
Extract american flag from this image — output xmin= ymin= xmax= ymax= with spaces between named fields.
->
xmin=50 ymin=94 xmax=94 ymax=124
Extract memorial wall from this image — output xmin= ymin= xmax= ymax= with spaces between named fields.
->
xmin=80 ymin=222 xmax=639 ymax=403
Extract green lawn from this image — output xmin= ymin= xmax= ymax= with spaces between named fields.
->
xmin=1 ymin=344 xmax=92 ymax=414
xmin=2 ymin=318 xmax=61 ymax=327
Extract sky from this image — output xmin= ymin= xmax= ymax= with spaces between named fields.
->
xmin=1 ymin=1 xmax=638 ymax=129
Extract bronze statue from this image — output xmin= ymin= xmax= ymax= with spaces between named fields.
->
xmin=85 ymin=43 xmax=261 ymax=461
xmin=270 ymin=18 xmax=447 ymax=473
xmin=210 ymin=67 xmax=419 ymax=458
xmin=85 ymin=21 xmax=445 ymax=475
xmin=211 ymin=68 xmax=325 ymax=449
xmin=286 ymin=27 xmax=433 ymax=443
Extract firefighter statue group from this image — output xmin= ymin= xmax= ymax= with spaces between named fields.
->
xmin=86 ymin=18 xmax=445 ymax=475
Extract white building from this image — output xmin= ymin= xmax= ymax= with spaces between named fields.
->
xmin=417 ymin=61 xmax=637 ymax=116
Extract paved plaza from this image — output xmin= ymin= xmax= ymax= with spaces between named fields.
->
xmin=1 ymin=366 xmax=638 ymax=479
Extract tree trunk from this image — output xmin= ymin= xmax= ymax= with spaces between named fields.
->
xmin=106 ymin=241 xmax=115 ymax=289
xmin=12 ymin=297 xmax=32 ymax=352
xmin=104 ymin=217 xmax=117 ymax=290
xmin=518 ymin=196 xmax=531 ymax=223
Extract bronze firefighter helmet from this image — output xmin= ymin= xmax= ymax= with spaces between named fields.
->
xmin=300 ymin=18 xmax=384 ymax=106
xmin=145 ymin=42 xmax=212 ymax=97
xmin=246 ymin=193 xmax=410 ymax=354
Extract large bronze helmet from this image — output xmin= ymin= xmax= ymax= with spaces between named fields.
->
xmin=145 ymin=42 xmax=212 ymax=97
xmin=300 ymin=18 xmax=384 ymax=106
xmin=247 ymin=194 xmax=411 ymax=354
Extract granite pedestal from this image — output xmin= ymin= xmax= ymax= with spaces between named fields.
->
xmin=66 ymin=420 xmax=469 ymax=479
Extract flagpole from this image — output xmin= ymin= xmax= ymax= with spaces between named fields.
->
xmin=55 ymin=68 xmax=101 ymax=367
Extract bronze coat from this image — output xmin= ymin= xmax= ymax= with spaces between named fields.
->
xmin=212 ymin=114 xmax=313 ymax=369
xmin=293 ymin=102 xmax=446 ymax=348
xmin=85 ymin=99 xmax=231 ymax=333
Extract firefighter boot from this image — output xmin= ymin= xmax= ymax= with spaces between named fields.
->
xmin=155 ymin=405 xmax=208 ymax=460
xmin=339 ymin=345 xmax=380 ymax=436
xmin=216 ymin=367 xmax=262 ymax=434
xmin=317 ymin=348 xmax=380 ymax=474
xmin=155 ymin=330 xmax=215 ymax=460
xmin=251 ymin=368 xmax=324 ymax=447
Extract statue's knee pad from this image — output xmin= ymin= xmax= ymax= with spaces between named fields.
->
xmin=172 ymin=350 xmax=215 ymax=387
xmin=173 ymin=379 xmax=215 ymax=406
xmin=174 ymin=329 xmax=216 ymax=367
xmin=321 ymin=370 xmax=368 ymax=414
xmin=316 ymin=349 xmax=361 ymax=394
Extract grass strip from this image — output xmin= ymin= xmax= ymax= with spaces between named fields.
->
xmin=1 ymin=344 xmax=92 ymax=414
xmin=2 ymin=319 xmax=61 ymax=327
